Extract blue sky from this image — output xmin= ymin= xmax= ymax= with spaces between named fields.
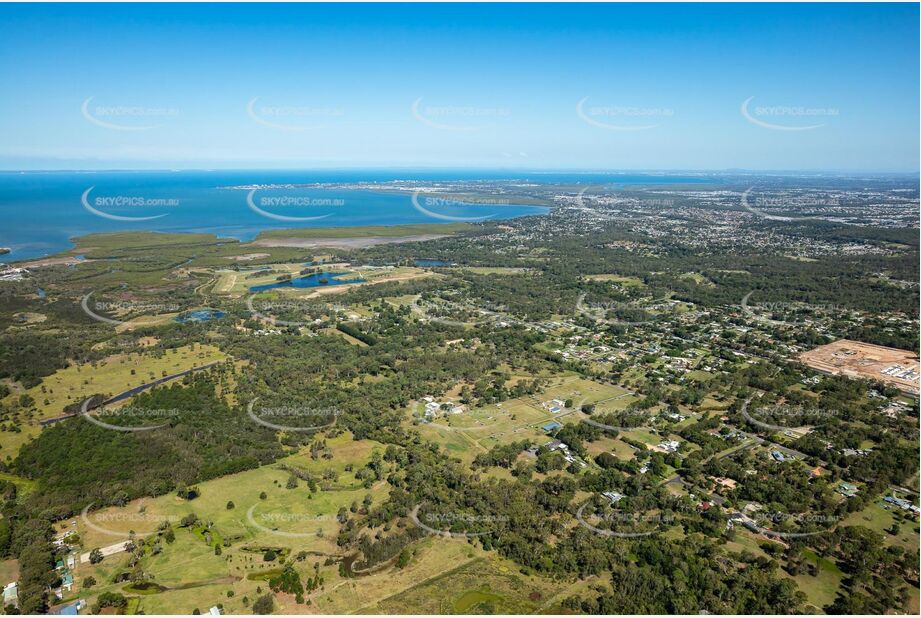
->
xmin=0 ymin=2 xmax=917 ymax=171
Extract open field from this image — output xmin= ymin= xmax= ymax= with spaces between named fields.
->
xmin=413 ymin=417 xmax=484 ymax=463
xmin=584 ymin=435 xmax=638 ymax=462
xmin=791 ymin=549 xmax=845 ymax=611
xmin=725 ymin=531 xmax=771 ymax=559
xmin=77 ymin=470 xmax=595 ymax=615
xmin=412 ymin=394 xmax=555 ymax=462
xmin=0 ymin=344 xmax=226 ymax=459
xmin=459 ymin=266 xmax=531 ymax=275
xmin=0 ymin=471 xmax=37 ymax=495
xmin=0 ymin=558 xmax=18 ymax=588
xmin=799 ymin=339 xmax=920 ymax=396
xmin=411 ymin=374 xmax=635 ymax=462
xmin=842 ymin=500 xmax=920 ymax=554
xmin=583 ymin=274 xmax=646 ymax=287
xmin=67 ymin=433 xmax=391 ymax=614
xmin=358 ymin=551 xmax=597 ymax=615
xmin=74 ymin=433 xmax=385 ymax=550
xmin=538 ymin=375 xmax=632 ymax=408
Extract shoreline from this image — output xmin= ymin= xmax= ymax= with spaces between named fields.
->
xmin=2 ymin=223 xmax=476 ymax=267
xmin=250 ymin=233 xmax=455 ymax=250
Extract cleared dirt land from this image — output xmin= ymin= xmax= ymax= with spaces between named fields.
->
xmin=799 ymin=339 xmax=920 ymax=396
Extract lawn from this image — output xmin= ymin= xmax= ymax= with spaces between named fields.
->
xmin=0 ymin=559 xmax=18 ymax=587
xmin=414 ymin=419 xmax=483 ymax=463
xmin=412 ymin=396 xmax=551 ymax=458
xmin=725 ymin=531 xmax=770 ymax=559
xmin=584 ymin=436 xmax=637 ymax=462
xmin=621 ymin=428 xmax=669 ymax=447
xmin=539 ymin=375 xmax=630 ymax=407
xmin=791 ymin=549 xmax=844 ymax=611
xmin=842 ymin=500 xmax=920 ymax=554
xmin=0 ymin=471 xmax=37 ymax=496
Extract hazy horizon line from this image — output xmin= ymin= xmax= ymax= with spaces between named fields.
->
xmin=1 ymin=167 xmax=918 ymax=176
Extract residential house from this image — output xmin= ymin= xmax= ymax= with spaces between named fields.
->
xmin=2 ymin=583 xmax=17 ymax=608
xmin=837 ymin=482 xmax=859 ymax=498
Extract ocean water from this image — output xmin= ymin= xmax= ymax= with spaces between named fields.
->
xmin=0 ymin=170 xmax=707 ymax=262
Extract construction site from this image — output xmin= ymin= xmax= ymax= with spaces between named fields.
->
xmin=799 ymin=339 xmax=920 ymax=397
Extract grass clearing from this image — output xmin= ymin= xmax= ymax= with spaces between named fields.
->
xmin=791 ymin=549 xmax=844 ymax=611
xmin=584 ymin=274 xmax=646 ymax=287
xmin=842 ymin=500 xmax=920 ymax=554
xmin=460 ymin=267 xmax=531 ymax=275
xmin=410 ymin=374 xmax=635 ymax=462
xmin=0 ymin=559 xmax=18 ymax=587
xmin=1 ymin=344 xmax=226 ymax=459
xmin=68 ymin=434 xmax=393 ymax=614
xmin=361 ymin=552 xmax=562 ymax=614
xmin=584 ymin=435 xmax=637 ymax=462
